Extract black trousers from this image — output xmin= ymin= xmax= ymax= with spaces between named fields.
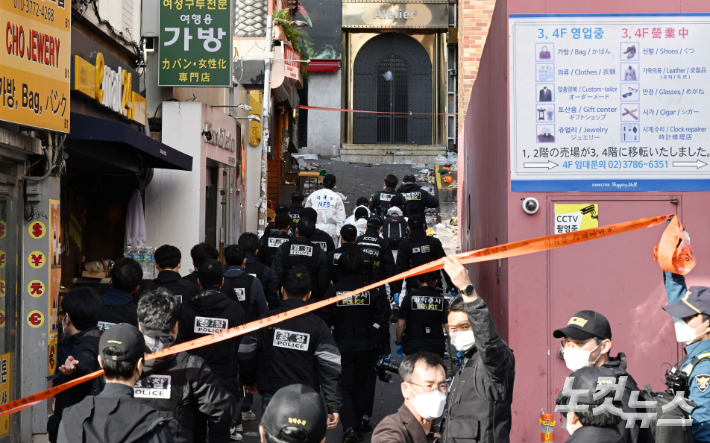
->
xmin=340 ymin=350 xmax=373 ymax=432
xmin=194 ymin=376 xmax=239 ymax=443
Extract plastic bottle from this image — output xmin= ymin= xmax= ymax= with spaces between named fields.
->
xmin=146 ymin=247 xmax=155 ymax=279
xmin=124 ymin=246 xmax=132 ymax=259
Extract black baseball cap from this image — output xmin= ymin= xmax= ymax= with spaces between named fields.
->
xmin=99 ymin=324 xmax=145 ymax=362
xmin=291 ymin=192 xmax=305 ymax=203
xmin=663 ymin=286 xmax=710 ymax=318
xmin=262 ymin=384 xmax=328 ymax=443
xmin=275 ymin=203 xmax=289 ymax=214
xmin=341 ymin=224 xmax=358 ymax=242
xmin=390 ymin=195 xmax=404 ymax=207
xmin=356 ymin=197 xmax=368 ymax=206
xmin=403 ymin=174 xmax=416 ymax=183
xmin=553 ymin=310 xmax=612 ymax=341
xmin=408 ymin=215 xmax=425 ymax=229
xmin=323 ymin=174 xmax=336 ymax=186
xmin=367 ymin=215 xmax=383 ymax=228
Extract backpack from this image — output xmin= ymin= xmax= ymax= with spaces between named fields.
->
xmin=383 ymin=216 xmax=407 ymax=249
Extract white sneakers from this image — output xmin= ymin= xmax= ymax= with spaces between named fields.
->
xmin=229 ymin=426 xmax=244 ymax=441
xmin=242 ymin=410 xmax=257 ymax=421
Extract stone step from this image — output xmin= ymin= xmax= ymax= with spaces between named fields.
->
xmin=340 ymin=144 xmax=447 ymax=164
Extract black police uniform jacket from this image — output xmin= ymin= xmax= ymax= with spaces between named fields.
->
xmin=135 ymin=332 xmax=236 ymax=443
xmin=180 ymin=288 xmax=246 ymax=383
xmin=391 ymin=229 xmax=451 ymax=295
xmin=355 ymin=229 xmax=395 ymax=284
xmin=289 ymin=203 xmax=304 ymax=228
xmin=369 ymin=187 xmax=405 ymax=217
xmin=322 ymin=275 xmax=389 ymax=352
xmin=257 ymin=229 xmax=291 ymax=268
xmin=601 ymin=353 xmax=652 ymax=443
xmin=567 ymin=425 xmax=623 ymax=443
xmin=57 ymin=383 xmax=173 ymax=443
xmin=442 ymin=297 xmax=515 ymax=443
xmin=221 ymin=265 xmax=267 ymax=322
xmin=139 ymin=271 xmax=199 ymax=305
xmin=310 ymin=228 xmax=336 ymax=253
xmin=238 ymin=298 xmax=343 ymax=414
xmin=396 ymin=183 xmax=439 ymax=218
xmin=399 ymin=286 xmax=449 ymax=355
xmin=327 ymin=243 xmax=374 ymax=286
xmin=270 ymin=237 xmax=330 ymax=300
xmin=100 ymin=289 xmax=138 ymax=329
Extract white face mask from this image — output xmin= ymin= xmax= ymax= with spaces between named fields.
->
xmin=450 ymin=330 xmax=475 ymax=352
xmin=563 ymin=343 xmax=601 ymax=372
xmin=674 ymin=319 xmax=709 ymax=346
xmin=563 ymin=415 xmax=575 ymax=435
xmin=406 ymin=385 xmax=447 ymax=420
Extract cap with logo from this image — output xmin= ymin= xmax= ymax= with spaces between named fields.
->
xmin=275 ymin=203 xmax=289 ymax=214
xmin=552 ymin=310 xmax=612 ymax=341
xmin=340 ymin=224 xmax=358 ymax=242
xmin=663 ymin=286 xmax=710 ymax=318
xmin=262 ymin=384 xmax=327 ymax=443
xmin=356 ymin=197 xmax=368 ymax=206
xmin=407 ymin=215 xmax=425 ymax=229
xmin=99 ymin=323 xmax=146 ymax=362
xmin=367 ymin=215 xmax=383 ymax=228
xmin=403 ymin=174 xmax=416 ymax=183
xmin=291 ymin=192 xmax=305 ymax=203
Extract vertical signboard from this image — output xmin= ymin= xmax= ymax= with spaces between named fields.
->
xmin=48 ymin=200 xmax=60 ymax=375
xmin=0 ymin=352 xmax=10 ymax=436
xmin=0 ymin=0 xmax=71 ymax=131
xmin=159 ymin=0 xmax=231 ymax=86
xmin=510 ymin=14 xmax=710 ymax=191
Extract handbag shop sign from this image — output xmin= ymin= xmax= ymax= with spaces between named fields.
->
xmin=342 ymin=1 xmax=449 ymax=29
xmin=509 ymin=14 xmax=710 ymax=192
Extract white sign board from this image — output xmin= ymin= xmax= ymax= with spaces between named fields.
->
xmin=509 ymin=14 xmax=710 ymax=192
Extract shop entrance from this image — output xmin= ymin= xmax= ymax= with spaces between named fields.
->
xmin=205 ymin=165 xmax=218 ymax=247
xmin=353 ymin=33 xmax=432 ymax=144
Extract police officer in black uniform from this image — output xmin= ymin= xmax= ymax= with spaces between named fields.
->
xmin=57 ymin=324 xmax=173 ymax=443
xmin=222 ymin=245 xmax=269 ymax=322
xmin=136 ymin=289 xmax=236 ymax=443
xmin=271 ymin=218 xmax=330 ymax=301
xmin=264 ymin=203 xmax=290 ymax=237
xmin=238 ymin=267 xmax=343 ymax=428
xmin=180 ymin=259 xmax=246 ymax=442
xmin=391 ymin=215 xmax=451 ymax=303
xmin=396 ymin=272 xmax=449 ymax=358
xmin=140 ymin=245 xmax=199 ymax=304
xmin=328 ymin=225 xmax=373 ymax=286
xmin=355 ymin=215 xmax=395 ymax=286
xmin=289 ymin=191 xmax=306 ymax=232
xmin=238 ymin=233 xmax=278 ymax=310
xmin=300 ymin=207 xmax=336 ymax=254
xmin=323 ymin=252 xmax=389 ymax=442
xmin=100 ymin=257 xmax=142 ymax=329
xmin=182 ymin=243 xmax=219 ymax=287
xmin=396 ymin=174 xmax=439 ymax=218
xmin=258 ymin=213 xmax=291 ymax=268
xmin=369 ymin=174 xmax=405 ymax=217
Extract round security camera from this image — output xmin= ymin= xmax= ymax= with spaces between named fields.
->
xmin=522 ymin=197 xmax=539 ymax=215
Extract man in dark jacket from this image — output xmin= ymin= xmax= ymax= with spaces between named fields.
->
xmin=300 ymin=207 xmax=336 ymax=254
xmin=238 ymin=232 xmax=278 ymax=310
xmin=328 ymin=225 xmax=373 ymax=285
xmin=323 ymin=252 xmax=389 ymax=442
xmin=397 ymin=272 xmax=449 ymax=358
xmin=271 ymin=218 xmax=330 ymax=301
xmin=136 ymin=288 xmax=236 ymax=443
xmin=370 ymin=174 xmax=405 ymax=217
xmin=222 ymin=245 xmax=268 ymax=322
xmin=180 ymin=259 xmax=247 ymax=442
xmin=372 ymin=352 xmax=445 ymax=443
xmin=100 ymin=257 xmax=142 ymax=328
xmin=139 ymin=245 xmax=199 ymax=304
xmin=238 ymin=267 xmax=342 ymax=429
xmin=182 ymin=243 xmax=219 ymax=288
xmin=48 ymin=287 xmax=104 ymax=443
xmin=57 ymin=324 xmax=173 ymax=443
xmin=258 ymin=212 xmax=291 ymax=268
xmin=441 ymin=256 xmax=515 ymax=443
xmin=355 ymin=215 xmax=395 ymax=285
xmin=288 ymin=191 xmax=306 ymax=232
xmin=396 ymin=174 xmax=439 ymax=218
xmin=553 ymin=310 xmax=650 ymax=443
xmin=263 ymin=203 xmax=290 ymax=237
xmin=556 ymin=366 xmax=624 ymax=443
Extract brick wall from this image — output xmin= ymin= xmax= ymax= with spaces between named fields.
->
xmin=458 ymin=0 xmax=496 ymax=130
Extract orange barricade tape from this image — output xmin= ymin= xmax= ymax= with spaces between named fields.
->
xmin=0 ymin=212 xmax=679 ymax=417
xmin=654 ymin=215 xmax=696 ymax=275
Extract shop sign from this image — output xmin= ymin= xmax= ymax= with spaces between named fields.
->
xmin=284 ymin=46 xmax=299 ymax=81
xmin=248 ymin=91 xmax=262 ymax=146
xmin=202 ymin=121 xmax=236 ymax=152
xmin=342 ymin=1 xmax=449 ymax=29
xmin=72 ymin=54 xmax=147 ymax=126
xmin=159 ymin=0 xmax=231 ymax=86
xmin=0 ymin=0 xmax=71 ymax=132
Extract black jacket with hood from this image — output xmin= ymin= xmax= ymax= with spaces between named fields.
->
xmin=396 ymin=182 xmax=439 ymax=218
xmin=135 ymin=332 xmax=236 ymax=443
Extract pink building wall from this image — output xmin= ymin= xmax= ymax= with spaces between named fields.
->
xmin=458 ymin=0 xmax=710 ymax=440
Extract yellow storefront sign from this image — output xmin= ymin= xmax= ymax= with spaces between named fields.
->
xmin=0 ymin=0 xmax=71 ymax=132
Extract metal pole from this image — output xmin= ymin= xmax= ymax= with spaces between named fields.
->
xmin=257 ymin=14 xmax=273 ymax=237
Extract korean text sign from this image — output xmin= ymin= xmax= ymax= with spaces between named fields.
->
xmin=159 ymin=0 xmax=231 ymax=86
xmin=509 ymin=14 xmax=710 ymax=192
xmin=0 ymin=0 xmax=70 ymax=132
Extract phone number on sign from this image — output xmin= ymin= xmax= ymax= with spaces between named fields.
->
xmin=14 ymin=0 xmax=57 ymax=22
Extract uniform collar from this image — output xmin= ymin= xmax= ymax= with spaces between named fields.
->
xmin=685 ymin=337 xmax=710 ymax=356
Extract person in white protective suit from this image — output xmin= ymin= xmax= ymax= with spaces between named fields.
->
xmin=305 ymin=174 xmax=346 ymax=243
xmin=344 ymin=197 xmax=371 ymax=226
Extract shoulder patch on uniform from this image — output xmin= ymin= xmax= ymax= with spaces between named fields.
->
xmin=134 ymin=375 xmax=172 ymax=399
xmin=233 ymin=288 xmax=246 ymax=302
xmin=273 ymin=329 xmax=311 ymax=351
xmin=697 ymin=374 xmax=710 ymax=393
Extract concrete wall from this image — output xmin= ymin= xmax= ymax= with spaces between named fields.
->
xmin=306 ymin=71 xmax=342 ymax=157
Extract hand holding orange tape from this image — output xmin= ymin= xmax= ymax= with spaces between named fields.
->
xmin=0 ymin=213 xmax=685 ymax=417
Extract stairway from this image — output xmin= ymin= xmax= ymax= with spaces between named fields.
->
xmin=340 ymin=144 xmax=447 ymax=164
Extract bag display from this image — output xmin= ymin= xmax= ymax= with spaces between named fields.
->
xmin=539 ymin=46 xmax=551 ymax=59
